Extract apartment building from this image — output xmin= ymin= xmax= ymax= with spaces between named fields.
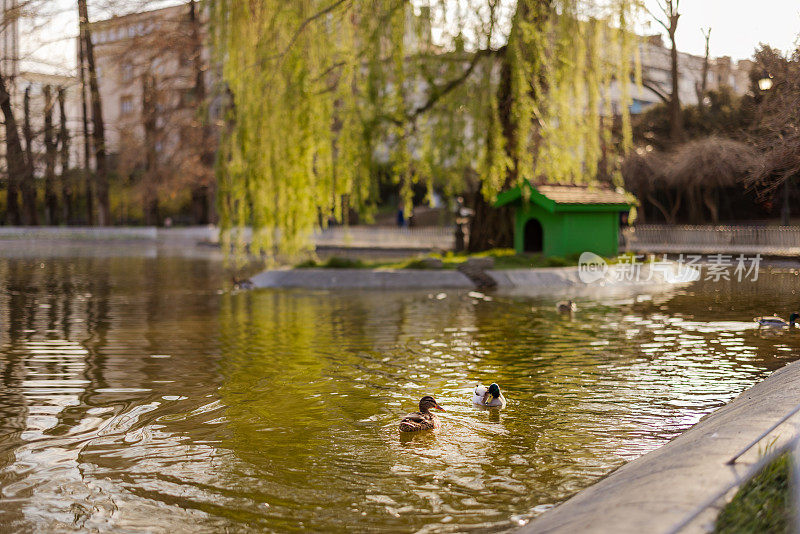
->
xmin=622 ymin=34 xmax=752 ymax=114
xmin=89 ymin=4 xmax=207 ymax=169
xmin=88 ymin=6 xmax=754 ymax=175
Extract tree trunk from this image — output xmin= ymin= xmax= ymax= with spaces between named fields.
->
xmin=43 ymin=85 xmax=58 ymax=225
xmin=21 ymin=86 xmax=38 ymax=225
xmin=668 ymin=23 xmax=683 ymax=142
xmin=0 ymin=72 xmax=28 ymax=226
xmin=466 ymin=2 xmax=548 ymax=251
xmin=646 ymin=193 xmax=676 ymax=224
xmin=188 ymin=0 xmax=214 ymax=224
xmin=702 ymin=186 xmax=719 ymax=223
xmin=142 ymin=74 xmax=159 ymax=226
xmin=58 ymin=87 xmax=73 ymax=224
xmin=77 ymin=31 xmax=94 ymax=225
xmin=78 ymin=0 xmax=110 ymax=225
xmin=696 ymin=28 xmax=710 ymax=103
xmin=687 ymin=185 xmax=704 ymax=224
xmin=467 ymin=192 xmax=514 ymax=251
xmin=466 ymin=40 xmax=515 ymax=251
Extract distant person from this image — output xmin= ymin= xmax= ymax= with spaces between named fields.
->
xmin=397 ymin=208 xmax=405 ymax=227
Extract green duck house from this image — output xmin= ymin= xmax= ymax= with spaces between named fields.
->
xmin=495 ymin=183 xmax=634 ymax=258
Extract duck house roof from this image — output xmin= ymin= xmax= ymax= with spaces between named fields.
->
xmin=495 ymin=182 xmax=634 ymax=213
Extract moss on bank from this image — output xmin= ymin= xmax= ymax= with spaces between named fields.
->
xmin=294 ymin=249 xmax=641 ymax=271
xmin=295 ymin=249 xmax=588 ymax=270
xmin=714 ymin=453 xmax=791 ymax=534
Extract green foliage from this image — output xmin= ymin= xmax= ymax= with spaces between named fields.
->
xmin=210 ymin=0 xmax=641 ymax=259
xmin=292 ymin=249 xmax=597 ymax=270
xmin=714 ymin=453 xmax=791 ymax=534
xmin=295 ymin=257 xmax=366 ymax=269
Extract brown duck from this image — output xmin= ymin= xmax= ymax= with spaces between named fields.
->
xmin=399 ymin=395 xmax=445 ymax=432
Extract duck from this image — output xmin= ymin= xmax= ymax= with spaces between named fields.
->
xmin=556 ymin=300 xmax=577 ymax=314
xmin=232 ymin=276 xmax=254 ymax=290
xmin=399 ymin=395 xmax=445 ymax=432
xmin=755 ymin=313 xmax=799 ymax=329
xmin=473 ymin=383 xmax=506 ymax=408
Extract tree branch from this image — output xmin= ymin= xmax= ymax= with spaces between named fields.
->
xmin=408 ymin=46 xmax=503 ymax=120
xmin=641 ymin=78 xmax=669 ymax=103
xmin=269 ymin=0 xmax=349 ymax=62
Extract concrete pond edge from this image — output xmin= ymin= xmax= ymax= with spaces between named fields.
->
xmin=250 ymin=263 xmax=693 ymax=292
xmin=520 ymin=360 xmax=800 ymax=534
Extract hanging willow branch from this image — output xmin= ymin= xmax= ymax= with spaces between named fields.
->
xmin=210 ymin=0 xmax=642 ymax=259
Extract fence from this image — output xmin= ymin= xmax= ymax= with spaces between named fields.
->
xmin=312 ymin=226 xmax=454 ymax=250
xmin=623 ymin=225 xmax=800 ymax=256
xmin=666 ymin=402 xmax=800 ymax=534
xmin=0 ymin=225 xmax=456 ymax=250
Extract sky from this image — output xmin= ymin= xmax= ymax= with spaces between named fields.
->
xmin=22 ymin=1 xmax=800 ymax=75
xmin=643 ymin=0 xmax=800 ymax=61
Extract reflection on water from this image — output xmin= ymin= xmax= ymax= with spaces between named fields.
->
xmin=0 ymin=255 xmax=799 ymax=532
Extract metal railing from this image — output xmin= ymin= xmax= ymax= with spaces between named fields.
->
xmin=0 ymin=225 xmax=456 ymax=250
xmin=624 ymin=225 xmax=800 ymax=255
xmin=666 ymin=401 xmax=800 ymax=534
xmin=312 ymin=226 xmax=455 ymax=249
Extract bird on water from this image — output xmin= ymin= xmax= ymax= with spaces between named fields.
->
xmin=399 ymin=395 xmax=446 ymax=432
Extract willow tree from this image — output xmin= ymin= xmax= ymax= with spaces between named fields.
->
xmin=210 ymin=0 xmax=641 ymax=258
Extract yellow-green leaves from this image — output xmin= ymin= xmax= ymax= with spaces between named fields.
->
xmin=210 ymin=0 xmax=640 ymax=259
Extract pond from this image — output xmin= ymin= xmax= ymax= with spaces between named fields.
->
xmin=0 ymin=250 xmax=799 ymax=532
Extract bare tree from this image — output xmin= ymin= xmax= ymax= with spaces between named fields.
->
xmin=58 ymin=87 xmax=73 ymax=224
xmin=0 ymin=70 xmax=20 ymax=225
xmin=97 ymin=1 xmax=219 ymax=226
xmin=666 ymin=136 xmax=757 ymax=223
xmin=695 ymin=28 xmax=711 ymax=104
xmin=0 ymin=71 xmax=28 ymax=226
xmin=746 ymin=46 xmax=800 ymax=225
xmin=188 ymin=0 xmax=214 ymax=224
xmin=622 ymin=149 xmax=678 ymax=223
xmin=142 ymin=73 xmax=159 ymax=225
xmin=43 ymin=85 xmax=58 ymax=224
xmin=646 ymin=0 xmax=683 ymax=142
xmin=78 ymin=0 xmax=110 ymax=225
xmin=21 ymin=85 xmax=38 ymax=224
xmin=77 ymin=32 xmax=93 ymax=225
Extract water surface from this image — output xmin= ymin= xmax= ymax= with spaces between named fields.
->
xmin=1 ymin=251 xmax=799 ymax=532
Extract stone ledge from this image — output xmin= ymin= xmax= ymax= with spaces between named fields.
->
xmin=250 ymin=268 xmax=474 ymax=289
xmin=520 ymin=360 xmax=800 ymax=533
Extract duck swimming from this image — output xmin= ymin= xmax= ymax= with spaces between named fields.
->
xmin=399 ymin=395 xmax=445 ymax=432
xmin=556 ymin=300 xmax=577 ymax=314
xmin=755 ymin=313 xmax=799 ymax=329
xmin=473 ymin=383 xmax=506 ymax=408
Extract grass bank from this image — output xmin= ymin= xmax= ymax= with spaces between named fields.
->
xmin=295 ymin=248 xmax=593 ymax=270
xmin=714 ymin=453 xmax=791 ymax=534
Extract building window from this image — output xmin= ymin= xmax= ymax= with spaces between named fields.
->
xmin=120 ymin=96 xmax=133 ymax=115
xmin=121 ymin=63 xmax=133 ymax=82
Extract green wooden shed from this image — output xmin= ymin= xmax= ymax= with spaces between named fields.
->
xmin=495 ymin=182 xmax=634 ymax=257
